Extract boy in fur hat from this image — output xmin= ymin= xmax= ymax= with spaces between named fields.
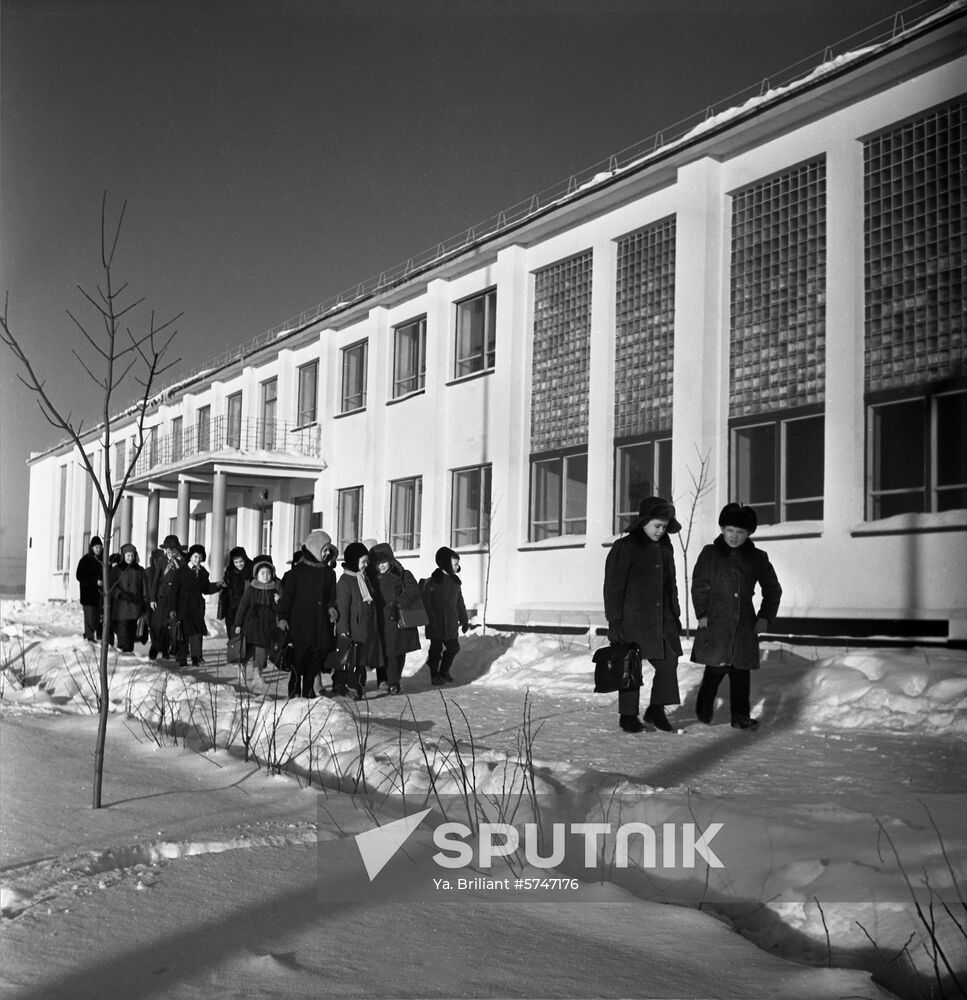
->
xmin=421 ymin=546 xmax=470 ymax=685
xmin=690 ymin=503 xmax=783 ymax=730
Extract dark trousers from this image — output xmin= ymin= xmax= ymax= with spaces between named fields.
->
xmin=385 ymin=653 xmax=406 ymax=686
xmin=696 ymin=665 xmax=751 ymax=720
xmin=427 ymin=638 xmax=460 ymax=677
xmin=618 ymin=642 xmax=680 ymax=716
xmin=114 ymin=618 xmax=136 ymax=652
xmin=289 ymin=645 xmax=325 ymax=698
xmin=82 ymin=604 xmax=102 ymax=641
xmin=177 ymin=633 xmax=203 ymax=665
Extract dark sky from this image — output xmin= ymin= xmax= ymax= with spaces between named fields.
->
xmin=0 ymin=0 xmax=946 ymax=575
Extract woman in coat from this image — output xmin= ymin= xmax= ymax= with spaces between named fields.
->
xmin=220 ymin=546 xmax=253 ymax=639
xmin=110 ymin=543 xmax=148 ymax=653
xmin=422 ymin=546 xmax=469 ymax=685
xmin=277 ymin=529 xmax=339 ymax=698
xmin=691 ymin=503 xmax=782 ymax=730
xmin=174 ymin=544 xmax=220 ymax=667
xmin=603 ymin=496 xmax=684 ymax=733
xmin=368 ymin=542 xmax=422 ymax=695
xmin=334 ymin=542 xmax=381 ymax=699
xmin=75 ymin=536 xmax=104 ymax=641
xmin=149 ymin=535 xmax=184 ymax=660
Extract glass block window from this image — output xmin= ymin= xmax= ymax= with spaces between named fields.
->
xmin=529 ymin=449 xmax=588 ymax=541
xmin=614 ymin=218 xmax=676 ymax=438
xmin=341 ymin=341 xmax=368 ymax=413
xmin=455 ymin=289 xmax=496 ymax=378
xmin=336 ymin=487 xmax=363 ymax=552
xmin=297 ymin=362 xmax=318 ymax=426
xmin=451 ymin=465 xmax=491 ymax=548
xmin=614 ymin=436 xmax=672 ymax=533
xmin=864 ymin=101 xmax=966 ymax=393
xmin=393 ymin=316 xmax=426 ymax=397
xmin=531 ymin=251 xmax=593 ymax=452
xmin=729 ymin=159 xmax=826 ymax=418
xmin=389 ymin=477 xmax=422 ymax=552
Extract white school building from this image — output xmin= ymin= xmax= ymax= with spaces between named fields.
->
xmin=24 ymin=5 xmax=967 ymax=645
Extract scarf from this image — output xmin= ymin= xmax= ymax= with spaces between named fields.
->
xmin=344 ymin=568 xmax=373 ymax=604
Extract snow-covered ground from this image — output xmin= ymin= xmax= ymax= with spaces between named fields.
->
xmin=1 ymin=598 xmax=964 ymax=1000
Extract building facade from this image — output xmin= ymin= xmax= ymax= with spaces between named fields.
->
xmin=25 ymin=8 xmax=967 ymax=643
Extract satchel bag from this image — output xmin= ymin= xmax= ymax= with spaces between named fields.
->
xmin=167 ymin=617 xmax=184 ymax=647
xmin=267 ymin=628 xmax=292 ymax=668
xmin=216 ymin=587 xmax=228 ymax=622
xmin=398 ymin=605 xmax=429 ymax=629
xmin=592 ymin=642 xmax=643 ymax=694
xmin=226 ymin=633 xmax=247 ymax=664
xmin=134 ymin=612 xmax=150 ymax=645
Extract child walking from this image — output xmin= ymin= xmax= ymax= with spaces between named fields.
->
xmin=421 ymin=546 xmax=470 ymax=685
xmin=234 ymin=554 xmax=281 ymax=685
xmin=690 ymin=503 xmax=783 ymax=730
xmin=334 ymin=542 xmax=380 ymax=699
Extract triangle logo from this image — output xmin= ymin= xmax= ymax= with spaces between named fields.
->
xmin=354 ymin=807 xmax=433 ymax=881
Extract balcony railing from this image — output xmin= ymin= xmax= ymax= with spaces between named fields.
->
xmin=134 ymin=416 xmax=322 ymax=478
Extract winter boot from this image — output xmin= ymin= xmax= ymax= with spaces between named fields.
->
xmin=730 ymin=716 xmax=760 ymax=730
xmin=619 ymin=715 xmax=645 ymax=733
xmin=643 ymin=704 xmax=675 ymax=732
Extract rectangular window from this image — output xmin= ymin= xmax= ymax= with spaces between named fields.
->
xmin=168 ymin=516 xmax=178 ymax=538
xmin=147 ymin=425 xmax=158 ymax=467
xmin=731 ymin=412 xmax=824 ymax=525
xmin=227 ymin=392 xmax=243 ymax=449
xmin=197 ymin=405 xmax=211 ymax=452
xmin=114 ymin=440 xmax=126 ymax=479
xmin=393 ymin=316 xmax=427 ymax=398
xmin=868 ymin=387 xmax=967 ymax=518
xmin=341 ymin=341 xmax=368 ymax=413
xmin=258 ymin=504 xmax=273 ymax=555
xmin=259 ymin=378 xmax=278 ymax=449
xmin=223 ymin=509 xmax=238 ymax=554
xmin=389 ymin=477 xmax=422 ymax=552
xmin=171 ymin=416 xmax=183 ymax=463
xmin=57 ymin=465 xmax=68 ymax=569
xmin=192 ymin=513 xmax=206 ymax=548
xmin=614 ymin=437 xmax=672 ymax=533
xmin=451 ymin=465 xmax=492 ymax=548
xmin=455 ymin=289 xmax=496 ymax=379
xmin=293 ymin=495 xmax=313 ymax=552
xmin=336 ymin=487 xmax=363 ymax=552
xmin=297 ymin=362 xmax=318 ymax=426
xmin=529 ymin=449 xmax=588 ymax=541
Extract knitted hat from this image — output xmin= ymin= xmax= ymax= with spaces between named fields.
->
xmin=187 ymin=544 xmax=206 ymax=561
xmin=161 ymin=534 xmax=183 ymax=551
xmin=625 ymin=496 xmax=682 ymax=535
xmin=718 ymin=503 xmax=758 ymax=534
xmin=342 ymin=541 xmax=369 ymax=572
xmin=252 ymin=554 xmax=275 ymax=578
xmin=303 ymin=529 xmax=332 ymax=561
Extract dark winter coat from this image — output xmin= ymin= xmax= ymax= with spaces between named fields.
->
xmin=422 ymin=568 xmax=468 ymax=641
xmin=276 ymin=547 xmax=337 ymax=652
xmin=174 ymin=563 xmax=220 ymax=639
xmin=690 ymin=535 xmax=782 ymax=671
xmin=110 ymin=558 xmax=148 ymax=622
xmin=235 ymin=579 xmax=281 ymax=648
xmin=75 ymin=541 xmax=104 ymax=607
xmin=150 ymin=551 xmax=184 ymax=632
xmin=603 ymin=530 xmax=683 ymax=660
xmin=220 ymin=548 xmax=253 ymax=623
xmin=335 ymin=571 xmax=381 ymax=665
xmin=369 ymin=543 xmax=422 ymax=658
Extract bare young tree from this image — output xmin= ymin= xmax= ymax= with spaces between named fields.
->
xmin=674 ymin=445 xmax=716 ymax=633
xmin=1 ymin=193 xmax=181 ymax=808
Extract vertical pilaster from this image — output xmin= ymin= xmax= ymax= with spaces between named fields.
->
xmin=176 ymin=477 xmax=191 ymax=545
xmin=210 ymin=471 xmax=227 ymax=582
xmin=146 ymin=488 xmax=160 ymax=552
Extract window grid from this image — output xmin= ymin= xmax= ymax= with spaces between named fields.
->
xmin=614 ymin=436 xmax=673 ymax=533
xmin=531 ymin=251 xmax=593 ymax=452
xmin=455 ymin=289 xmax=497 ymax=378
xmin=729 ymin=159 xmax=827 ymax=418
xmin=864 ymin=101 xmax=966 ymax=393
xmin=614 ymin=218 xmax=676 ymax=438
xmin=393 ymin=317 xmax=427 ymax=398
xmin=57 ymin=466 xmax=68 ymax=570
xmin=196 ymin=405 xmax=211 ymax=452
xmin=451 ymin=465 xmax=492 ymax=548
xmin=336 ymin=487 xmax=363 ymax=552
xmin=297 ymin=362 xmax=318 ymax=426
xmin=529 ymin=450 xmax=588 ymax=541
xmin=389 ymin=477 xmax=422 ymax=552
xmin=341 ymin=341 xmax=368 ymax=413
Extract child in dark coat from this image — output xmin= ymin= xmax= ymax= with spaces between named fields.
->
xmin=174 ymin=544 xmax=221 ymax=667
xmin=421 ymin=546 xmax=470 ymax=685
xmin=690 ymin=503 xmax=782 ymax=730
xmin=334 ymin=542 xmax=380 ymax=699
xmin=110 ymin=543 xmax=148 ymax=652
xmin=75 ymin=536 xmax=104 ymax=641
xmin=234 ymin=555 xmax=281 ymax=682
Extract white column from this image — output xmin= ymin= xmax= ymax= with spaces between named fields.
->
xmin=210 ymin=471 xmax=227 ymax=581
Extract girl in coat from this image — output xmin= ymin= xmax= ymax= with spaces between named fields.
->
xmin=422 ymin=546 xmax=470 ymax=685
xmin=334 ymin=542 xmax=381 ymax=699
xmin=110 ymin=543 xmax=148 ymax=653
xmin=603 ymin=496 xmax=684 ymax=733
xmin=368 ymin=542 xmax=422 ymax=696
xmin=174 ymin=544 xmax=221 ymax=667
xmin=234 ymin=555 xmax=281 ymax=682
xmin=75 ymin=536 xmax=104 ymax=641
xmin=690 ymin=503 xmax=782 ymax=730
xmin=220 ymin=546 xmax=253 ymax=639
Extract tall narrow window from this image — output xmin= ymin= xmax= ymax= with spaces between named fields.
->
xmin=292 ymin=496 xmax=313 ymax=552
xmin=147 ymin=425 xmax=158 ymax=467
xmin=614 ymin=437 xmax=672 ymax=533
xmin=389 ymin=477 xmax=422 ymax=552
xmin=393 ymin=316 xmax=427 ymax=397
xmin=297 ymin=362 xmax=318 ymax=425
xmin=57 ymin=465 xmax=68 ymax=569
xmin=196 ymin=405 xmax=211 ymax=452
xmin=529 ymin=449 xmax=588 ymax=541
xmin=227 ymin=392 xmax=243 ymax=449
xmin=259 ymin=378 xmax=278 ymax=449
xmin=451 ymin=465 xmax=492 ymax=548
xmin=341 ymin=341 xmax=368 ymax=412
xmin=454 ymin=289 xmax=496 ymax=378
xmin=114 ymin=440 xmax=126 ymax=479
xmin=223 ymin=509 xmax=238 ymax=554
xmin=336 ymin=486 xmax=363 ymax=552
xmin=171 ymin=416 xmax=183 ymax=462
xmin=258 ymin=503 xmax=273 ymax=554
